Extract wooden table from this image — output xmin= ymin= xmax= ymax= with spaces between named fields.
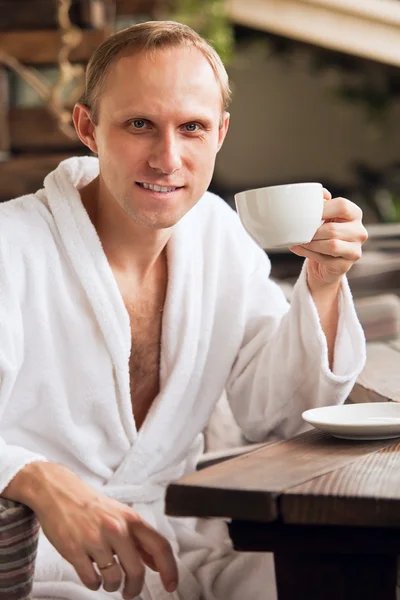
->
xmin=165 ymin=429 xmax=400 ymax=600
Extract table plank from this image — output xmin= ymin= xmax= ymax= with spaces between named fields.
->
xmin=281 ymin=441 xmax=400 ymax=527
xmin=165 ymin=429 xmax=397 ymax=522
xmin=354 ymin=343 xmax=400 ymax=402
xmin=349 ymin=383 xmax=391 ymax=404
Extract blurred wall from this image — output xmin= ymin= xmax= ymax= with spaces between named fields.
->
xmin=215 ymin=48 xmax=400 ymax=190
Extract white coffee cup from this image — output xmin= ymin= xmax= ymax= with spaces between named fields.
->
xmin=234 ymin=182 xmax=324 ymax=249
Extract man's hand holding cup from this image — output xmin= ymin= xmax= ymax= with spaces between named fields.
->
xmin=234 ymin=182 xmax=368 ymax=292
xmin=289 ymin=189 xmax=368 ymax=291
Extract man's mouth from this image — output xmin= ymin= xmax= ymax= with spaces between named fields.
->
xmin=137 ymin=182 xmax=182 ymax=193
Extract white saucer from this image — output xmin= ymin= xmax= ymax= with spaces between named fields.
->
xmin=302 ymin=402 xmax=400 ymax=440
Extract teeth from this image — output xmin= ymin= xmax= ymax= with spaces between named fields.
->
xmin=142 ymin=183 xmax=177 ymax=193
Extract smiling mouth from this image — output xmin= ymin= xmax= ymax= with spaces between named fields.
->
xmin=137 ymin=182 xmax=183 ymax=193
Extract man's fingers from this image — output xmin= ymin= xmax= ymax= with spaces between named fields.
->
xmin=301 ymin=239 xmax=362 ymax=262
xmin=322 ymin=196 xmax=363 ymax=221
xmin=132 ymin=520 xmax=179 ymax=593
xmin=136 ymin=540 xmax=159 ymax=572
xmin=312 ymin=220 xmax=366 ymax=243
xmin=289 ymin=193 xmax=367 ymax=282
xmin=289 ymin=245 xmax=351 ymax=273
xmin=111 ymin=537 xmax=145 ymax=600
xmin=323 ymin=187 xmax=332 ymax=201
xmin=91 ymin=552 xmax=123 ymax=593
xmin=73 ymin=554 xmax=102 ymax=591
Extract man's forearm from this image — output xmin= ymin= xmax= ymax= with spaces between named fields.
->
xmin=2 ymin=461 xmax=55 ymax=511
xmin=308 ymin=276 xmax=341 ymax=370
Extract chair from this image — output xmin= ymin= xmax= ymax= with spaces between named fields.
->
xmin=0 ymin=498 xmax=39 ymax=600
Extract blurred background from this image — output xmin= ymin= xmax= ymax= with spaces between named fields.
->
xmin=1 ymin=0 xmax=400 ymax=407
xmin=1 ymin=0 xmax=400 ymax=284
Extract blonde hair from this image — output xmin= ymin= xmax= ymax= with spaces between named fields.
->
xmin=82 ymin=20 xmax=232 ymax=124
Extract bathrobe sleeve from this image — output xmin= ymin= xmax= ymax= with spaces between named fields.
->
xmin=225 ymin=251 xmax=366 ymax=442
xmin=0 ymin=237 xmax=47 ymax=494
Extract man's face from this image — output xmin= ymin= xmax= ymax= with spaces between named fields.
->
xmin=89 ymin=45 xmax=230 ymax=229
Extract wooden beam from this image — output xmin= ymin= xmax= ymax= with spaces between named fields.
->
xmin=80 ymin=0 xmax=108 ymax=29
xmin=0 ymin=153 xmax=88 ymax=202
xmin=0 ymin=0 xmax=107 ymax=31
xmin=9 ymin=107 xmax=84 ymax=152
xmin=0 ymin=0 xmax=161 ymax=32
xmin=226 ymin=0 xmax=400 ymax=67
xmin=0 ymin=29 xmax=108 ymax=65
xmin=302 ymin=0 xmax=400 ymax=26
xmin=0 ymin=67 xmax=10 ymax=156
xmin=115 ymin=0 xmax=159 ymax=15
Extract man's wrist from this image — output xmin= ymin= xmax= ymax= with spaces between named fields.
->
xmin=306 ymin=271 xmax=342 ymax=299
xmin=2 ymin=461 xmax=51 ymax=510
xmin=305 ymin=268 xmax=342 ymax=370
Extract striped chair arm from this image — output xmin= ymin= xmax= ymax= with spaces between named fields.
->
xmin=0 ymin=498 xmax=39 ymax=600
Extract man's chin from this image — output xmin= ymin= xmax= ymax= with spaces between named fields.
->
xmin=130 ymin=209 xmax=187 ymax=230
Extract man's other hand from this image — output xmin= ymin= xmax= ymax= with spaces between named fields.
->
xmin=3 ymin=462 xmax=178 ymax=600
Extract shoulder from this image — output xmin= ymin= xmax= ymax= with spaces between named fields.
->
xmin=0 ymin=190 xmax=56 ymax=257
xmin=0 ymin=189 xmax=51 ymax=224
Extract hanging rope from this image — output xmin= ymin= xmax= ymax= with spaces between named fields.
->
xmin=48 ymin=0 xmax=86 ymax=138
xmin=0 ymin=0 xmax=116 ymax=140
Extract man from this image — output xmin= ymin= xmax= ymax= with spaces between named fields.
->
xmin=0 ymin=20 xmax=366 ymax=600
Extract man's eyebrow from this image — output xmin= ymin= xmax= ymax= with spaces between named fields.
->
xmin=117 ymin=111 xmax=215 ymax=125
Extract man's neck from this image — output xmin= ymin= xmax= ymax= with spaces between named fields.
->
xmin=79 ymin=176 xmax=171 ymax=282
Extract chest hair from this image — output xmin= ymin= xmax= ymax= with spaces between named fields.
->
xmin=115 ymin=256 xmax=167 ymax=430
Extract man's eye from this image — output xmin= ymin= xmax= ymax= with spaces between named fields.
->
xmin=131 ymin=119 xmax=147 ymax=129
xmin=184 ymin=123 xmax=200 ymax=132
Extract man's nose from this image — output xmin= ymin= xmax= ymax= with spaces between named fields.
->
xmin=148 ymin=132 xmax=182 ymax=175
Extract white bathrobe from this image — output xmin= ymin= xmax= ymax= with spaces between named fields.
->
xmin=0 ymin=157 xmax=365 ymax=600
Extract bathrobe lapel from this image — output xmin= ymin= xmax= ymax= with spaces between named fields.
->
xmin=44 ymin=157 xmax=136 ymax=446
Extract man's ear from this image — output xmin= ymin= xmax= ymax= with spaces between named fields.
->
xmin=217 ymin=111 xmax=230 ymax=152
xmin=72 ymin=103 xmax=99 ymax=154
